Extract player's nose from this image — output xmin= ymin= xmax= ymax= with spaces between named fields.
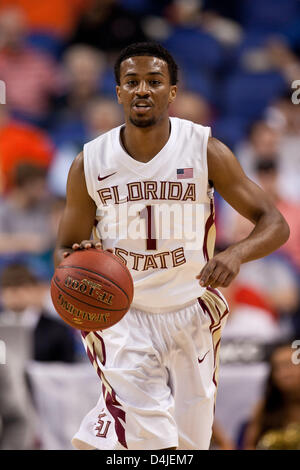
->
xmin=135 ymin=80 xmax=150 ymax=96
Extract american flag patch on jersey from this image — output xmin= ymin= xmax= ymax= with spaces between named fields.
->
xmin=177 ymin=168 xmax=193 ymax=179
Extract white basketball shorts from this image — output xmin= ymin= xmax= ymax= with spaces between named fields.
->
xmin=72 ymin=287 xmax=229 ymax=450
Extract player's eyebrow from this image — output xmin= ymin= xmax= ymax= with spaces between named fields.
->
xmin=124 ymin=71 xmax=165 ymax=78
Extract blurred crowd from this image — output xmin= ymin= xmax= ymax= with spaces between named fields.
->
xmin=0 ymin=0 xmax=300 ymax=450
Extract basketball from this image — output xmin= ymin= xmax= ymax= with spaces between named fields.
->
xmin=50 ymin=249 xmax=134 ymax=331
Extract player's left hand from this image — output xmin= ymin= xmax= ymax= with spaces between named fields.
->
xmin=196 ymin=249 xmax=242 ymax=288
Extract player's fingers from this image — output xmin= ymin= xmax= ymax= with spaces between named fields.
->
xmin=106 ymin=248 xmax=113 ymax=253
xmin=94 ymin=241 xmax=102 ymax=250
xmin=209 ymin=270 xmax=231 ymax=288
xmin=72 ymin=243 xmax=80 ymax=250
xmin=203 ymin=268 xmax=224 ymax=288
xmin=63 ymin=251 xmax=70 ymax=258
xmin=197 ymin=261 xmax=216 ymax=287
xmin=222 ymin=273 xmax=236 ymax=288
xmin=79 ymin=240 xmax=92 ymax=249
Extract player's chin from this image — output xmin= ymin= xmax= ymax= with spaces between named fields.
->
xmin=129 ymin=115 xmax=156 ymax=128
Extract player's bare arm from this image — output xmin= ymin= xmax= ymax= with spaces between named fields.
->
xmin=54 ymin=152 xmax=100 ymax=269
xmin=197 ymin=137 xmax=290 ymax=289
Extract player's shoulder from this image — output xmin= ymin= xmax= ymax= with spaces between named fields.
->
xmin=84 ymin=123 xmax=123 ymax=151
xmin=171 ymin=116 xmax=211 ymax=139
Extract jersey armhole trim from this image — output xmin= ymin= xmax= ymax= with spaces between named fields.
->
xmin=202 ymin=126 xmax=212 ymax=195
xmin=83 ymin=142 xmax=97 ymax=203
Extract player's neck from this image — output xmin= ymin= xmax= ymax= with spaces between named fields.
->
xmin=121 ymin=117 xmax=171 ymax=163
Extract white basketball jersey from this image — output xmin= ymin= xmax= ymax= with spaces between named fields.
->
xmin=83 ymin=117 xmax=215 ymax=313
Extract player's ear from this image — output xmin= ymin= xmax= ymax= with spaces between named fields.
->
xmin=116 ymin=85 xmax=122 ymax=104
xmin=168 ymin=85 xmax=177 ymax=104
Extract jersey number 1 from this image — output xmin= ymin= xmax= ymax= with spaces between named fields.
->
xmin=139 ymin=205 xmax=157 ymax=250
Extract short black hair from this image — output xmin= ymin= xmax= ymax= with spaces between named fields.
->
xmin=0 ymin=263 xmax=38 ymax=288
xmin=15 ymin=163 xmax=47 ymax=188
xmin=114 ymin=42 xmax=178 ymax=86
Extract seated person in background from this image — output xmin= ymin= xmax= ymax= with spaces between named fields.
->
xmin=0 ymin=162 xmax=61 ymax=279
xmin=220 ymin=280 xmax=282 ymax=344
xmin=0 ymin=163 xmax=53 ymax=256
xmin=0 ymin=263 xmax=76 ymax=362
xmin=243 ymin=341 xmax=300 ymax=450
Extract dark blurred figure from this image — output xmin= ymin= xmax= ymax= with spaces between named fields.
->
xmin=70 ymin=0 xmax=147 ymax=59
xmin=237 ymin=121 xmax=281 ymax=178
xmin=243 ymin=341 xmax=300 ymax=449
xmin=0 ymin=263 xmax=76 ymax=363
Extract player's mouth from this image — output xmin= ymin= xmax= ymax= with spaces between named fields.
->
xmin=132 ymin=101 xmax=152 ymax=114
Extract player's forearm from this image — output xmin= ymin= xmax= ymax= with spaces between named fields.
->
xmin=225 ymin=209 xmax=290 ymax=264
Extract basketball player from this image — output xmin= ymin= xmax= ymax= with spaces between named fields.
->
xmin=54 ymin=43 xmax=289 ymax=450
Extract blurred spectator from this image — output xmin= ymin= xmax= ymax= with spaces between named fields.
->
xmin=48 ymin=98 xmax=123 ymax=197
xmin=0 ymin=7 xmax=63 ymax=125
xmin=266 ymin=94 xmax=300 ymax=137
xmin=0 ymin=106 xmax=53 ymax=193
xmin=201 ymin=10 xmax=243 ymax=48
xmin=217 ymin=211 xmax=299 ymax=322
xmin=59 ymin=45 xmax=106 ymax=116
xmin=0 ymin=163 xmax=53 ymax=260
xmin=70 ymin=0 xmax=147 ymax=59
xmin=265 ymin=38 xmax=300 ymax=85
xmin=236 ymin=120 xmax=300 ymax=203
xmin=220 ymin=281 xmax=281 ymax=344
xmin=243 ymin=341 xmax=300 ymax=449
xmin=49 ymin=45 xmax=106 ymax=149
xmin=265 ymin=95 xmax=300 ymax=202
xmin=255 ymin=159 xmax=300 ymax=271
xmin=84 ymin=97 xmax=123 ymax=138
xmin=169 ymin=90 xmax=212 ymax=126
xmin=237 ymin=120 xmax=281 ymax=176
xmin=0 ymin=0 xmax=92 ymax=40
xmin=0 ymin=364 xmax=28 ymax=449
xmin=0 ymin=263 xmax=76 ymax=363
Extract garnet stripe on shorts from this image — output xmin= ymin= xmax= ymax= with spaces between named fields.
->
xmin=81 ymin=331 xmax=128 ymax=449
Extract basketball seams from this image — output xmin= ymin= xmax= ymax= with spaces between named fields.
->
xmin=56 ymin=263 xmax=131 ymax=303
xmin=52 ymin=250 xmax=134 ymax=330
xmin=52 ymin=275 xmax=130 ymax=312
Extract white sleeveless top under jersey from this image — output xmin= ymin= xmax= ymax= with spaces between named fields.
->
xmin=83 ymin=117 xmax=215 ymax=313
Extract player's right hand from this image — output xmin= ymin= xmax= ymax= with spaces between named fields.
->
xmin=63 ymin=241 xmax=113 ymax=258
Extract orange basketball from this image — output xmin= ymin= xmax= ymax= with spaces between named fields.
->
xmin=50 ymin=249 xmax=134 ymax=331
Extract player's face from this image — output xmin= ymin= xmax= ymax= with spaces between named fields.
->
xmin=116 ymin=56 xmax=177 ymax=128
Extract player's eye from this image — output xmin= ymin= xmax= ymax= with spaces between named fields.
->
xmin=127 ymin=80 xmax=138 ymax=86
xmin=149 ymin=80 xmax=161 ymax=85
